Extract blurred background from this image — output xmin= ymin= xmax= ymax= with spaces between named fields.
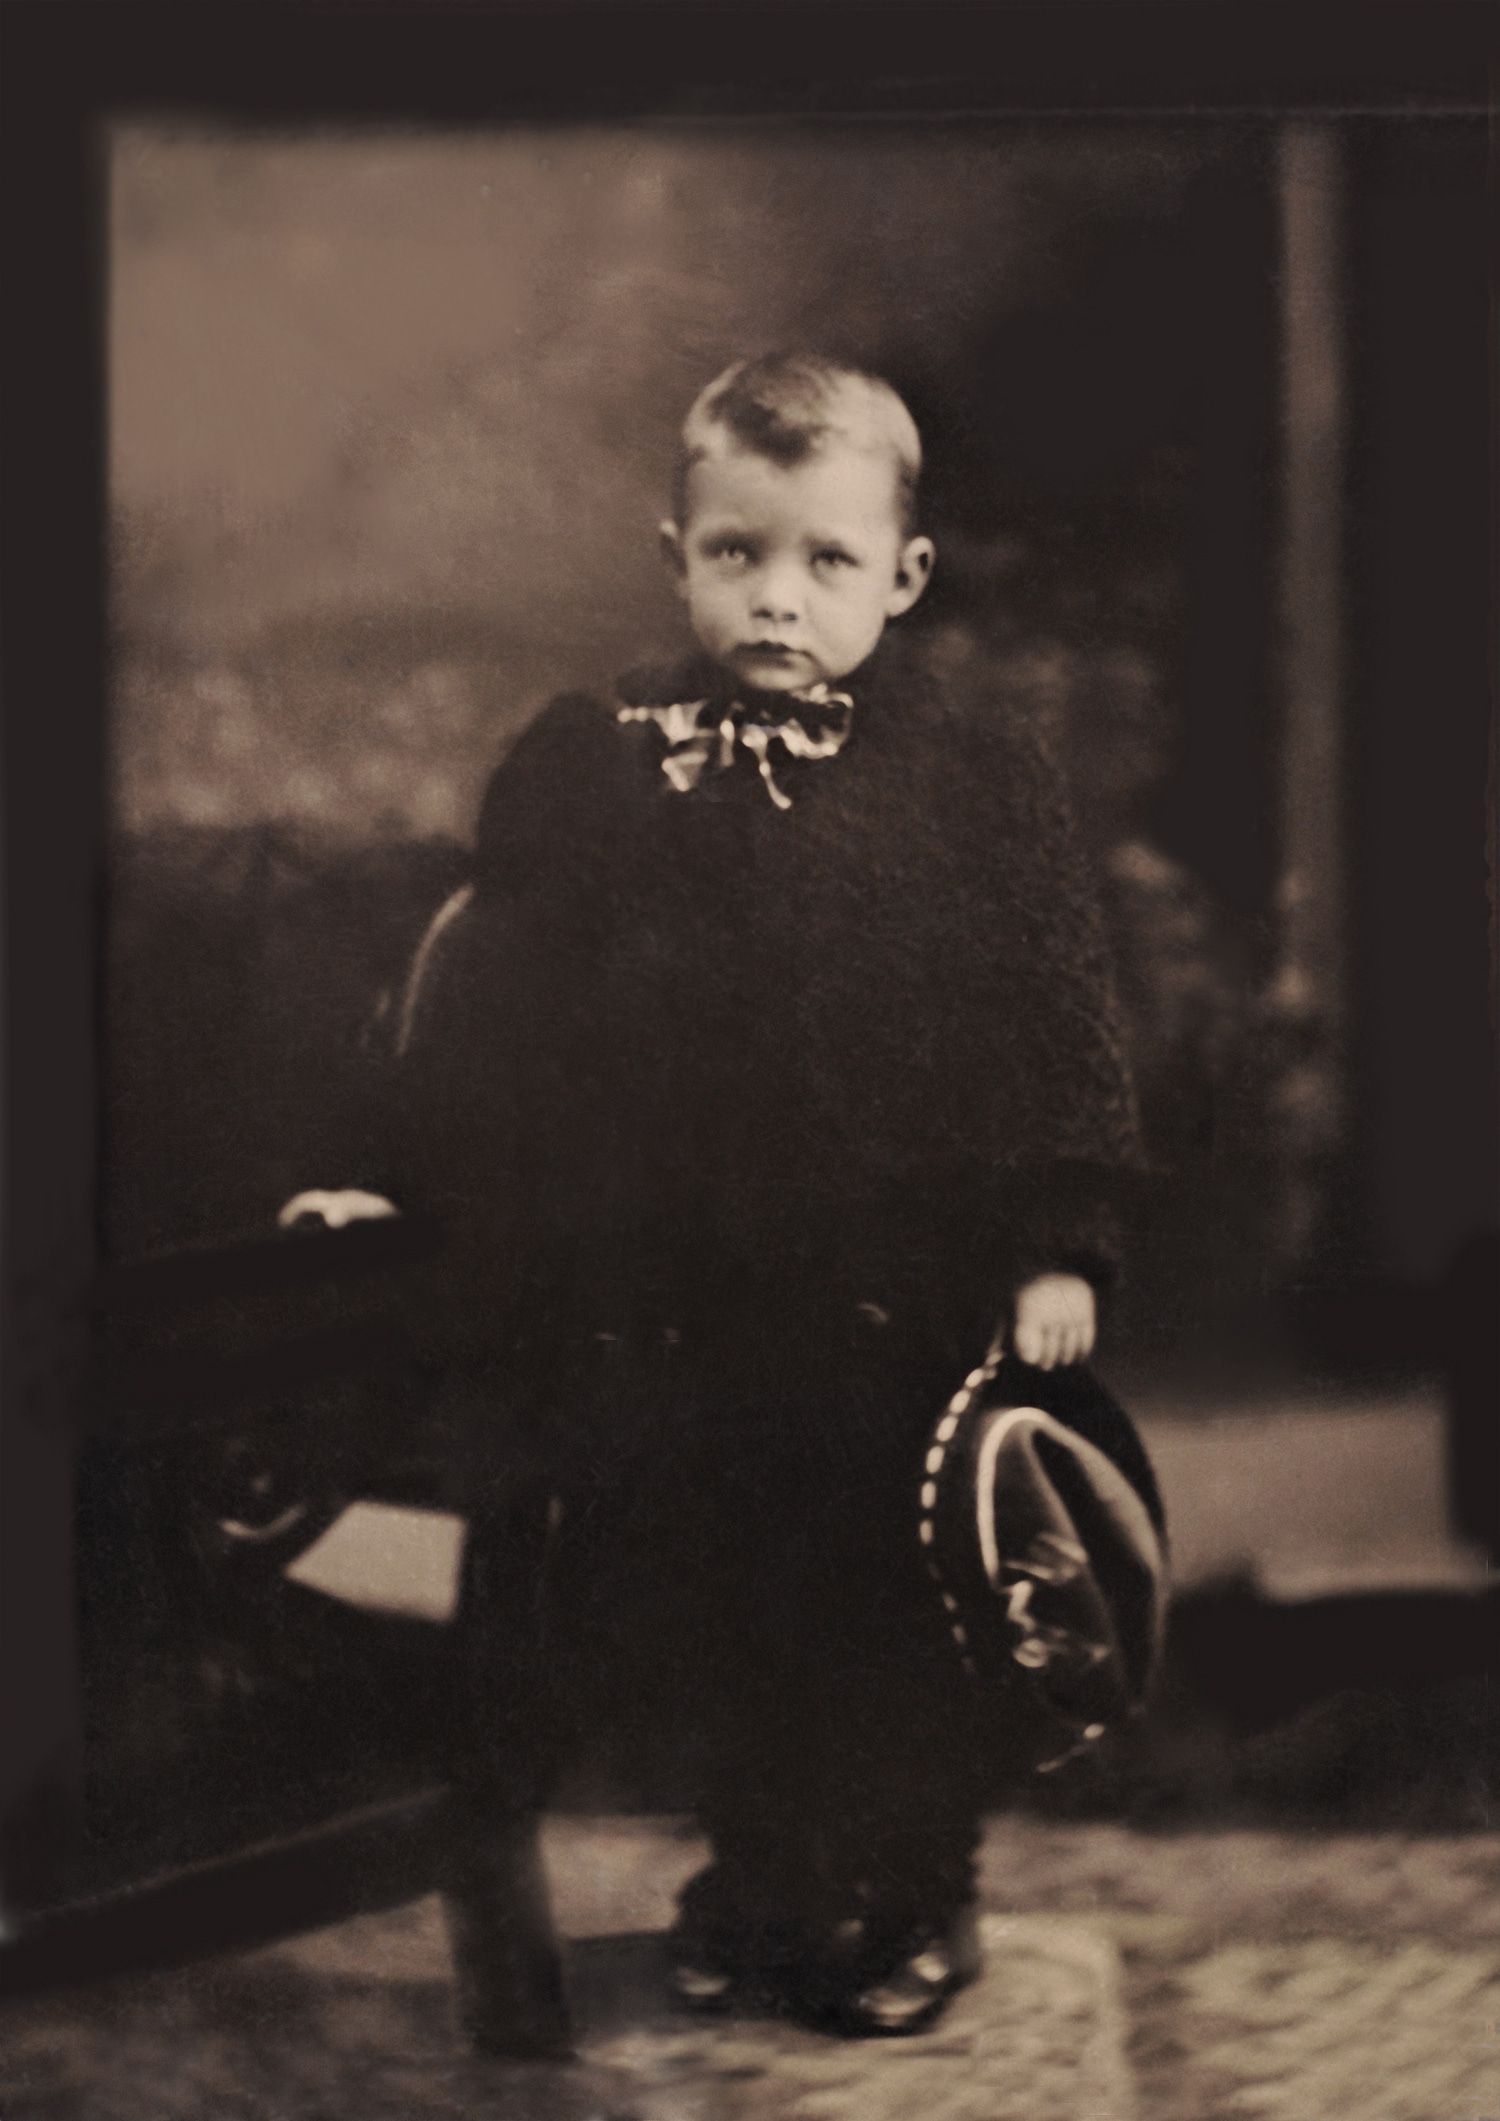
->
xmin=104 ymin=119 xmax=1492 ymax=1349
xmin=83 ymin=113 xmax=1495 ymax=1882
xmin=110 ymin=123 xmax=1269 ymax=1286
xmin=109 ymin=121 xmax=1253 ymax=1346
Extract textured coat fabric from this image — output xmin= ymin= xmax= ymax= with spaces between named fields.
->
xmin=401 ymin=627 xmax=1149 ymax=1904
xmin=390 ymin=628 xmax=1144 ymax=1362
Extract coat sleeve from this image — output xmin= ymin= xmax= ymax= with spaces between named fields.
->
xmin=961 ymin=709 xmax=1147 ymax=1294
xmin=320 ymin=693 xmax=608 ymax=1215
xmin=366 ymin=690 xmax=633 ymax=1222
xmin=472 ymin=691 xmax=630 ymax=904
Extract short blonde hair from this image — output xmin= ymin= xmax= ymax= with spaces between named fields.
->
xmin=675 ymin=352 xmax=923 ymax=532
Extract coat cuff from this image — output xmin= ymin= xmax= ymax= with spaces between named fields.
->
xmin=1002 ymin=1169 xmax=1125 ymax=1297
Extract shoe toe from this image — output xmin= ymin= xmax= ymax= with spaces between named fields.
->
xmin=831 ymin=1909 xmax=982 ymax=2038
xmin=667 ymin=1955 xmax=737 ymax=2011
xmin=849 ymin=1954 xmax=958 ymax=2035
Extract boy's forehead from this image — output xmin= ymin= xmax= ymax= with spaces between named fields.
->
xmin=683 ymin=439 xmax=905 ymax=530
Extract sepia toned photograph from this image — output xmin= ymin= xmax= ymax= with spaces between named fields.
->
xmin=2 ymin=8 xmax=1494 ymax=2117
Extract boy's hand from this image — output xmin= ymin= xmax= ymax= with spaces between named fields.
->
xmin=277 ymin=1189 xmax=399 ymax=1231
xmin=1010 ymin=1273 xmax=1096 ymax=1370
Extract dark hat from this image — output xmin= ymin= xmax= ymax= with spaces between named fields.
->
xmin=919 ymin=1352 xmax=1168 ymax=1772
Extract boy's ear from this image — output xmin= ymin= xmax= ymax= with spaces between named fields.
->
xmin=659 ymin=518 xmax=687 ymax=591
xmin=886 ymin=535 xmax=935 ymax=618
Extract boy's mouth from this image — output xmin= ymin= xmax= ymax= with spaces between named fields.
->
xmin=737 ymin=642 xmax=804 ymax=664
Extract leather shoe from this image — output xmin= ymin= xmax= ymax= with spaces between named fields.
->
xmin=662 ymin=1866 xmax=763 ymax=2014
xmin=789 ymin=1903 xmax=983 ymax=2038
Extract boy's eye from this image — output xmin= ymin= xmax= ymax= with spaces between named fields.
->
xmin=706 ymin=538 xmax=754 ymax=566
xmin=812 ymin=547 xmax=858 ymax=572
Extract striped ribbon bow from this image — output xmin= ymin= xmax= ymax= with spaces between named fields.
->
xmin=616 ymin=683 xmax=855 ymax=811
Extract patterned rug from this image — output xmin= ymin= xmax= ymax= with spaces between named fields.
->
xmin=3 ymin=1820 xmax=1497 ymax=2121
xmin=1123 ymin=1921 xmax=1500 ymax=2121
xmin=0 ymin=1906 xmax=1132 ymax=2121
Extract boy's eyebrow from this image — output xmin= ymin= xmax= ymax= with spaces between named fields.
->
xmin=688 ymin=513 xmax=883 ymax=548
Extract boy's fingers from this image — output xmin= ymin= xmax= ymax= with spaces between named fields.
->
xmin=1010 ymin=1276 xmax=1098 ymax=1373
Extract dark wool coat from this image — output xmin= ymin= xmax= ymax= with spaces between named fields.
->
xmin=385 ymin=628 xmax=1143 ymax=1364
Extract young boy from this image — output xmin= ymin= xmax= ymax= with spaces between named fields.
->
xmin=292 ymin=352 xmax=1145 ymax=2038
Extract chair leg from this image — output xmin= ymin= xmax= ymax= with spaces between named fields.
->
xmin=442 ymin=1802 xmax=572 ymax=2059
xmin=445 ymin=1483 xmax=573 ymax=2057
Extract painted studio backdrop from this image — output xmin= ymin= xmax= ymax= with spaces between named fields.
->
xmin=108 ymin=121 xmax=1477 ymax=1357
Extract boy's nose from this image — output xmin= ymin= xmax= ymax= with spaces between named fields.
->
xmin=751 ymin=566 xmax=802 ymax=626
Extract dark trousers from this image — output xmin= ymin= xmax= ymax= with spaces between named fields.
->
xmin=455 ymin=1296 xmax=1007 ymax=1927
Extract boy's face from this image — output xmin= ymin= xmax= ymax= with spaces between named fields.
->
xmin=663 ymin=442 xmax=934 ymax=694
